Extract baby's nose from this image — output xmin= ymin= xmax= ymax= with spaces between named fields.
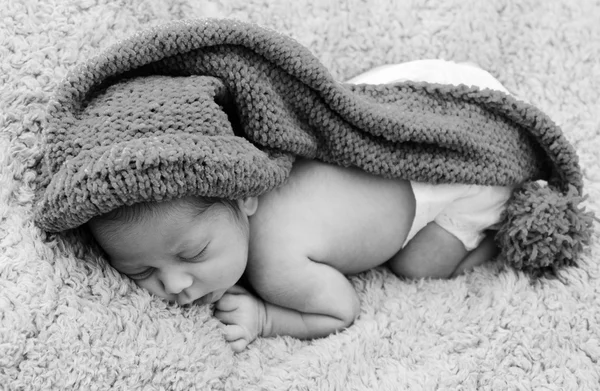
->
xmin=159 ymin=270 xmax=193 ymax=295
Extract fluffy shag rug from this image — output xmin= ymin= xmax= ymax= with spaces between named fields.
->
xmin=1 ymin=0 xmax=599 ymax=389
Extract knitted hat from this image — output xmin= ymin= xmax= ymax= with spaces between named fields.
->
xmin=34 ymin=18 xmax=593 ymax=274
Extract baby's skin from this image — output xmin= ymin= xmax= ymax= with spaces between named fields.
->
xmin=218 ymin=159 xmax=496 ymax=351
xmin=89 ymin=61 xmax=507 ymax=352
xmin=89 ymin=158 xmax=497 ymax=352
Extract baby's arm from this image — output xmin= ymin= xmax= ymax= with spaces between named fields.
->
xmin=214 ymin=255 xmax=360 ymax=352
xmin=388 ymin=222 xmax=497 ymax=279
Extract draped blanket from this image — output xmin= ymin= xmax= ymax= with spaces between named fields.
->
xmin=33 ymin=18 xmax=593 ymax=273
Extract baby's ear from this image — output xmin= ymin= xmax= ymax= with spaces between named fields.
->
xmin=237 ymin=197 xmax=258 ymax=216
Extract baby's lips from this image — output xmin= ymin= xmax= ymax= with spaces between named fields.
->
xmin=194 ymin=292 xmax=214 ymax=306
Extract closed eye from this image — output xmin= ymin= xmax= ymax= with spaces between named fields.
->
xmin=127 ymin=267 xmax=155 ymax=281
xmin=181 ymin=243 xmax=210 ymax=263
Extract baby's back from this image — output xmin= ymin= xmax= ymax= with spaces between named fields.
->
xmin=249 ymin=159 xmax=415 ymax=274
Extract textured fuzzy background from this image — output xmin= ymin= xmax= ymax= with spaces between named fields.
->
xmin=1 ymin=0 xmax=600 ymax=390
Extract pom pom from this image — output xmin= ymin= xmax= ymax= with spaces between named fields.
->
xmin=496 ymin=181 xmax=595 ymax=276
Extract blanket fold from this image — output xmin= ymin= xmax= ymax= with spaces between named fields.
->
xmin=33 ymin=18 xmax=593 ymax=273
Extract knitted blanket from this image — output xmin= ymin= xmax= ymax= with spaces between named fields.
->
xmin=34 ymin=18 xmax=592 ymax=273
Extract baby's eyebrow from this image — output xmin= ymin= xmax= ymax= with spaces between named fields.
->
xmin=176 ymin=235 xmax=210 ymax=254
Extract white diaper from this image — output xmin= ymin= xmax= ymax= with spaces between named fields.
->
xmin=403 ymin=182 xmax=512 ymax=250
xmin=346 ymin=59 xmax=511 ymax=94
xmin=347 ymin=59 xmax=515 ymax=250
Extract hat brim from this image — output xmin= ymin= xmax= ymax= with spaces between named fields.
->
xmin=34 ymin=135 xmax=292 ymax=232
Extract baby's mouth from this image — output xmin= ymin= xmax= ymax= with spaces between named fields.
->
xmin=190 ymin=290 xmax=227 ymax=306
xmin=194 ymin=292 xmax=214 ymax=306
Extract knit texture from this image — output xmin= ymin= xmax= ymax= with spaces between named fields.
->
xmin=33 ymin=18 xmax=593 ymax=272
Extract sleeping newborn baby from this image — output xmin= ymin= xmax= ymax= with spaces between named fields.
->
xmin=88 ymin=60 xmax=514 ymax=352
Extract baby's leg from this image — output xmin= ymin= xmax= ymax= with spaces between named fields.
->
xmin=388 ymin=222 xmax=496 ymax=279
xmin=450 ymin=233 xmax=499 ymax=277
xmin=388 ymin=222 xmax=467 ymax=279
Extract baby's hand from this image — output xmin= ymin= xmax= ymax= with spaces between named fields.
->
xmin=213 ymin=285 xmax=266 ymax=353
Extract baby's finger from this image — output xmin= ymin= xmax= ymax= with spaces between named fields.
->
xmin=221 ymin=324 xmax=248 ymax=342
xmin=214 ymin=309 xmax=240 ymax=326
xmin=214 ymin=294 xmax=238 ymax=312
xmin=230 ymin=339 xmax=249 ymax=354
xmin=226 ymin=285 xmax=249 ymax=295
xmin=221 ymin=325 xmax=250 ymax=353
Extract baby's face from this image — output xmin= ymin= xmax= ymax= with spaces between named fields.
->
xmin=90 ymin=198 xmax=255 ymax=306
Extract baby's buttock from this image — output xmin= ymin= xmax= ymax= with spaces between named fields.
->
xmin=346 ymin=59 xmax=516 ymax=252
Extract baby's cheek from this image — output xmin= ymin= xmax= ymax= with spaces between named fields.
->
xmin=136 ymin=277 xmax=170 ymax=301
